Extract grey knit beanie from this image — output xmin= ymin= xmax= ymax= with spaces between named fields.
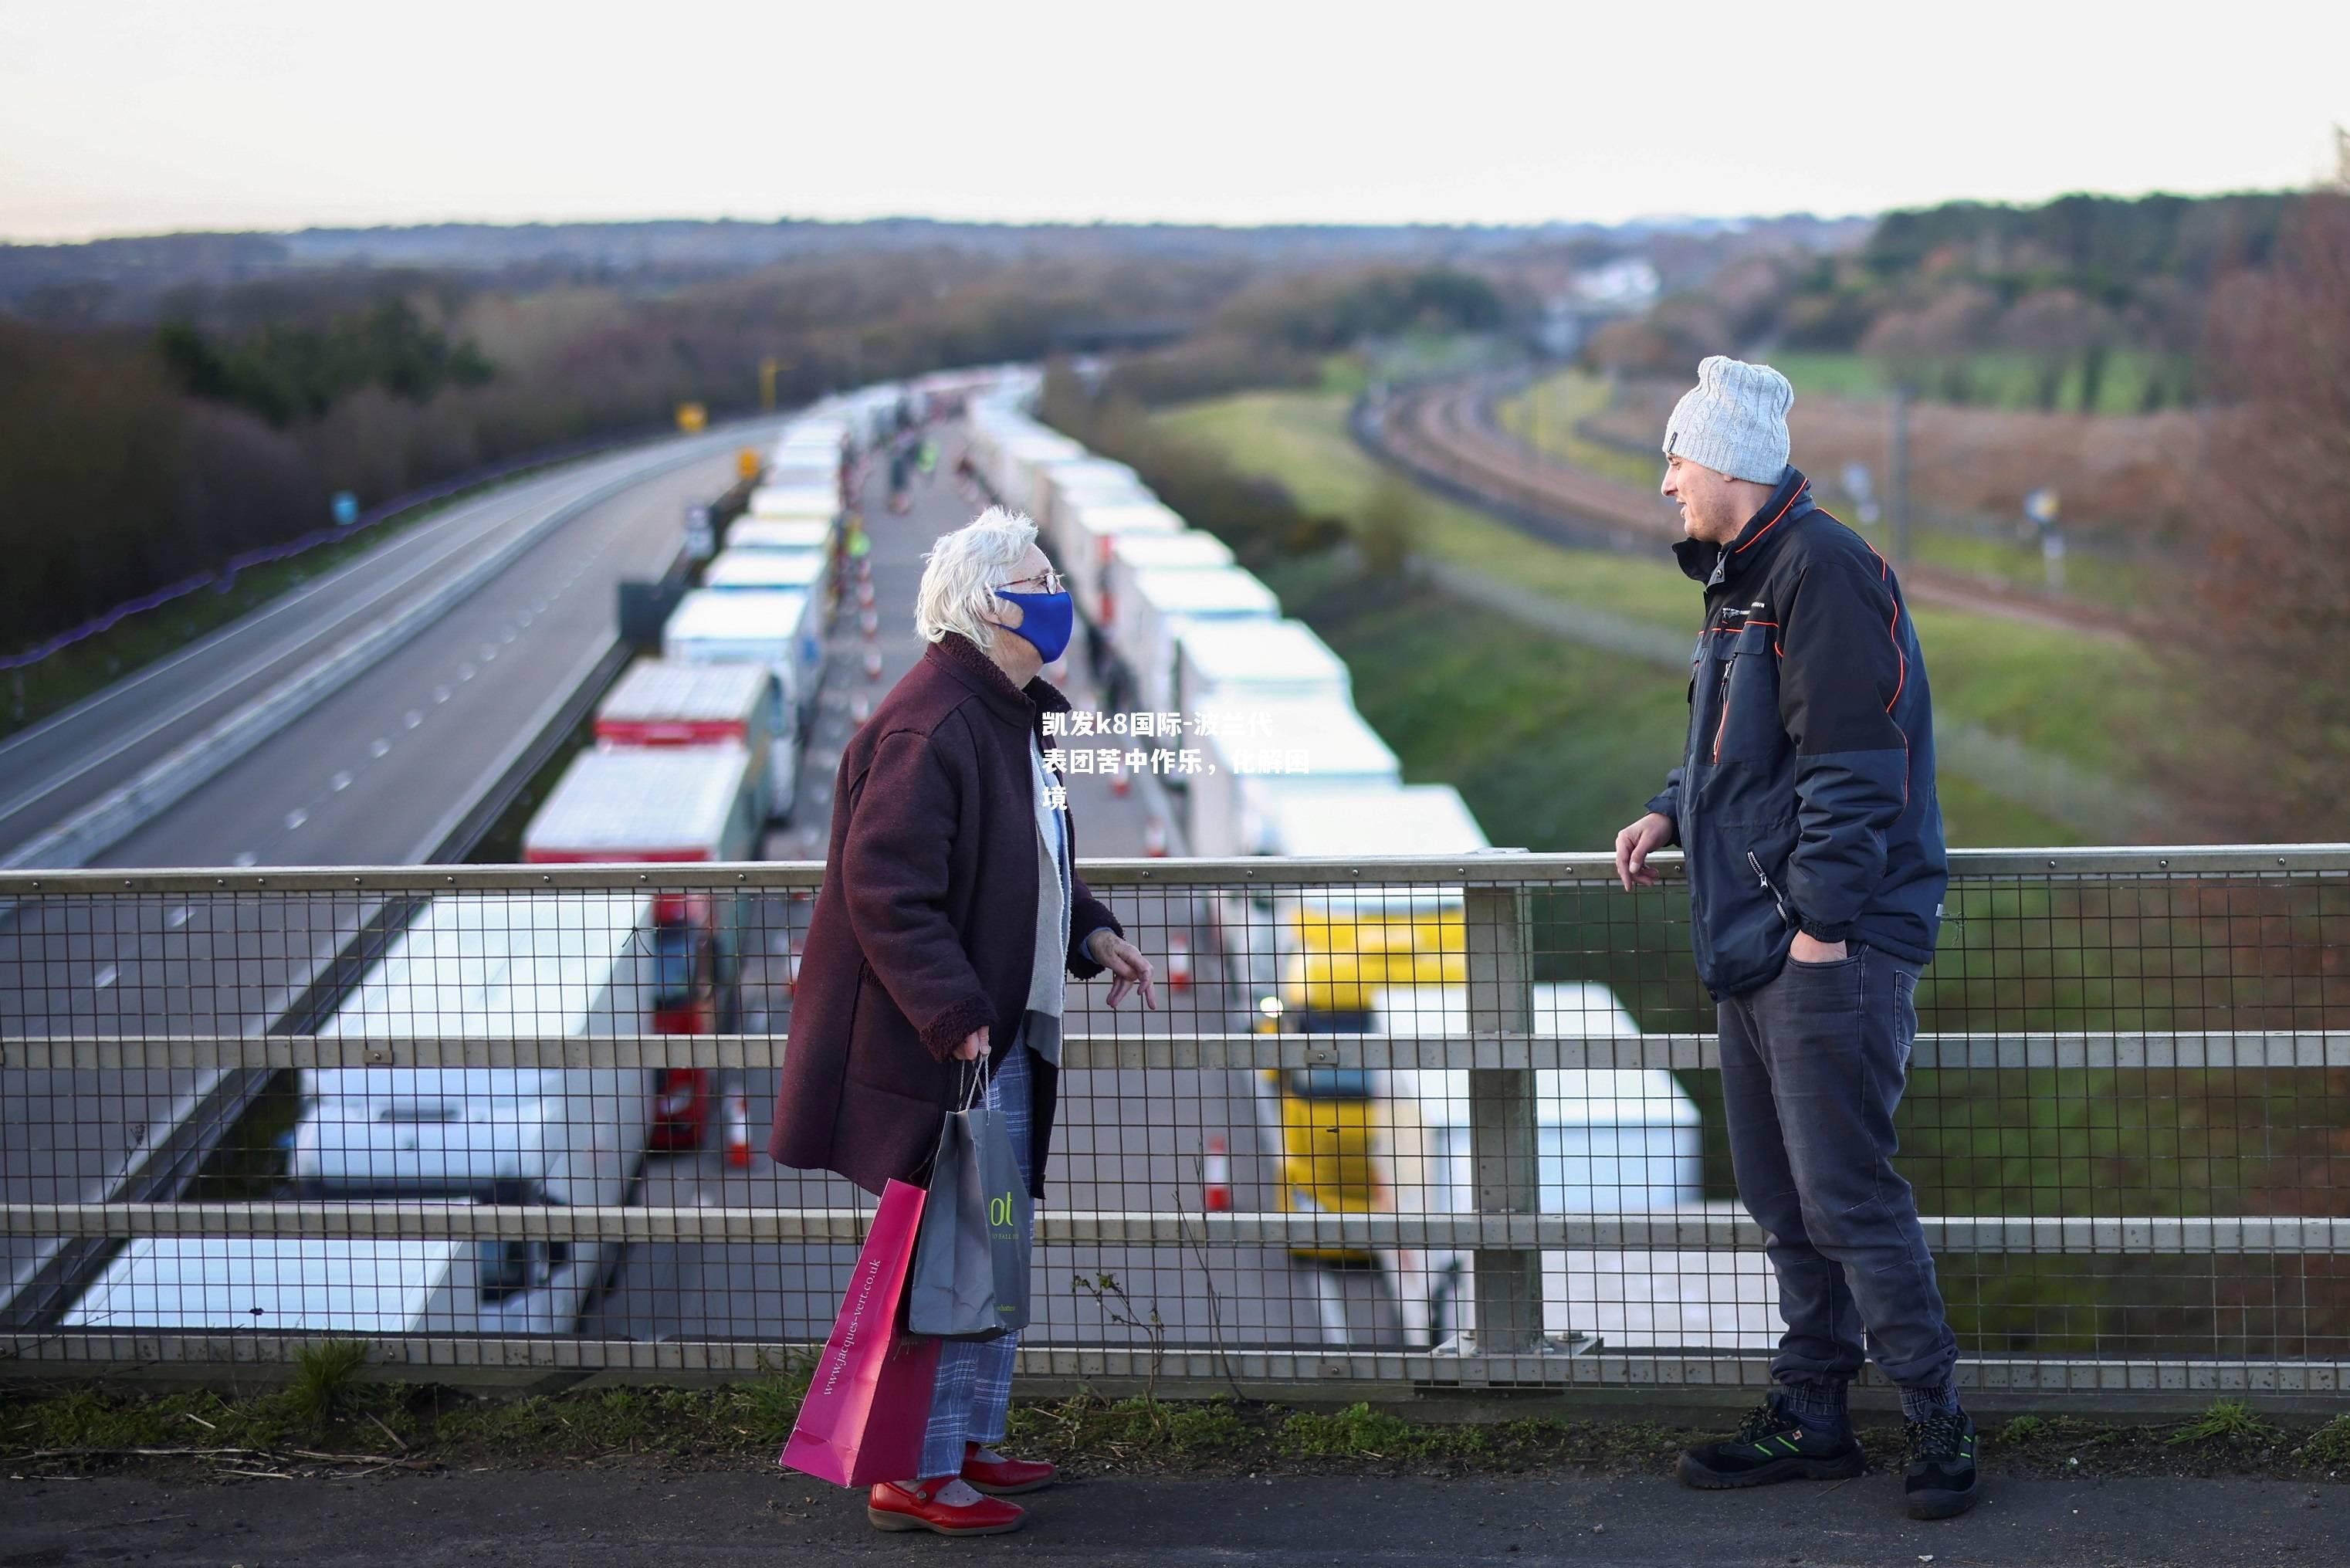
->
xmin=1661 ymin=356 xmax=1794 ymax=483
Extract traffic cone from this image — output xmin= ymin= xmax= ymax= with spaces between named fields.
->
xmin=1202 ymin=1136 xmax=1231 ymax=1213
xmin=724 ymin=1093 xmax=753 ymax=1168
xmin=859 ymin=609 xmax=879 ymax=638
xmin=1143 ymin=818 xmax=1168 ymax=857
xmin=1109 ymin=770 xmax=1132 ymax=798
xmin=857 ymin=581 xmax=876 ymax=608
xmin=863 ymin=648 xmax=884 ymax=681
xmin=1166 ymin=930 xmax=1192 ymax=990
xmin=850 ymin=693 xmax=873 ymax=725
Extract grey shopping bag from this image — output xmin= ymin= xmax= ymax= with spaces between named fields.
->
xmin=907 ymin=1065 xmax=1031 ymax=1339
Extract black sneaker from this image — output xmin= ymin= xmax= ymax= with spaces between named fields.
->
xmin=1678 ymin=1397 xmax=1866 ymax=1489
xmin=1902 ymin=1410 xmax=1979 ymax=1519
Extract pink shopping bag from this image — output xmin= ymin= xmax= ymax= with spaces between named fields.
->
xmin=781 ymin=1179 xmax=943 ymax=1487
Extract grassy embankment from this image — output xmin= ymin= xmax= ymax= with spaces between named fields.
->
xmin=8 ymin=1356 xmax=2348 ymax=1483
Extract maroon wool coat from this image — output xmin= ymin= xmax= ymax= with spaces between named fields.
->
xmin=767 ymin=632 xmax=1123 ymax=1200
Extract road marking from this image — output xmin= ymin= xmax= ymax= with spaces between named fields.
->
xmin=285 ymin=807 xmax=308 ymax=830
xmin=370 ymin=738 xmax=391 ymax=757
xmin=329 ymin=770 xmax=352 ymax=792
xmin=432 ymin=686 xmax=450 ymax=704
xmin=404 ymin=709 xmax=423 ymax=730
xmin=232 ymin=851 xmax=257 ymax=867
xmin=93 ymin=964 xmax=118 ymax=990
xmin=499 ymin=627 xmax=517 ymax=645
xmin=479 ymin=644 xmax=499 ymax=662
xmin=166 ymin=905 xmax=190 ymax=929
xmin=458 ymin=664 xmax=476 ymax=682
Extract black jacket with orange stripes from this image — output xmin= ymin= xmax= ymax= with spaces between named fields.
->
xmin=1644 ymin=466 xmax=1947 ymax=1000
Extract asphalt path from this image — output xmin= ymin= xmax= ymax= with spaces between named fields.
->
xmin=2 ymin=425 xmax=768 ymax=1305
xmin=8 ymin=1468 xmax=2340 ymax=1566
xmin=586 ymin=437 xmax=1398 ymax=1354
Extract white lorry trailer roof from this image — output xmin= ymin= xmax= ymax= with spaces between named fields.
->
xmin=1200 ymin=694 xmax=1400 ymax=777
xmin=1247 ymin=782 xmax=1487 ymax=859
xmin=65 ymin=1238 xmax=472 ymax=1332
xmin=523 ymin=745 xmax=753 ymax=862
xmin=1177 ymin=618 xmax=1349 ymax=703
xmin=1109 ymin=531 xmax=1234 ymax=573
xmin=749 ymin=483 xmax=837 ymax=519
xmin=1130 ymin=565 xmax=1281 ymax=618
xmin=705 ymin=550 xmax=826 ymax=591
xmin=597 ymin=659 xmax=770 ymax=730
xmin=663 ymin=586 xmax=811 ymax=646
xmin=728 ymin=517 xmax=833 ymax=552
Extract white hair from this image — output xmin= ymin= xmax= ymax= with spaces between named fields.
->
xmin=915 ymin=506 xmax=1038 ymax=647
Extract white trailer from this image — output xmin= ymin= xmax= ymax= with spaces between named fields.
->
xmin=1036 ymin=456 xmax=1146 ymax=559
xmin=1370 ymin=982 xmax=1712 ymax=1352
xmin=662 ymin=586 xmax=823 ymax=747
xmin=703 ymin=547 xmax=829 ymax=608
xmin=523 ymin=743 xmax=764 ymax=865
xmin=727 ymin=517 xmax=835 ymax=555
xmin=1096 ymin=530 xmax=1234 ymax=632
xmin=1119 ymin=564 xmax=1282 ymax=719
xmin=594 ymin=659 xmax=780 ymax=822
xmin=67 ymin=892 xmax=675 ymax=1338
xmin=1186 ymin=695 xmax=1400 ymax=860
xmin=1060 ymin=499 xmax=1185 ymax=633
xmin=1173 ymin=618 xmax=1350 ymax=715
xmin=748 ymin=483 xmax=839 ymax=523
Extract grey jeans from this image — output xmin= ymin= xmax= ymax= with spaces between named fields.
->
xmin=1719 ymin=943 xmax=1959 ymax=1392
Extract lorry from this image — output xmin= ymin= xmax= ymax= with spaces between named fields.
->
xmin=1058 ymin=499 xmax=1186 ymax=643
xmin=1117 ymin=564 xmax=1283 ymax=719
xmin=594 ymin=659 xmax=781 ymax=822
xmin=1095 ymin=530 xmax=1234 ymax=633
xmin=1370 ymin=983 xmax=1703 ymax=1350
xmin=1173 ymin=618 xmax=1351 ymax=716
xmin=703 ymin=546 xmax=829 ymax=611
xmin=662 ymin=586 xmax=823 ymax=751
xmin=65 ymin=891 xmax=715 ymax=1337
xmin=727 ymin=517 xmax=835 ymax=555
xmin=523 ymin=744 xmax=764 ymax=1153
xmin=1184 ymin=695 xmax=1400 ymax=862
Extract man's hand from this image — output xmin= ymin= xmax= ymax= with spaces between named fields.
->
xmin=1790 ymin=933 xmax=1849 ymax=963
xmin=1087 ymin=930 xmax=1160 ymax=1011
xmin=1614 ymin=812 xmax=1675 ymax=890
xmin=952 ymin=1028 xmax=990 ymax=1062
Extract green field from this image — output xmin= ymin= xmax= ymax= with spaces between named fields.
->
xmin=1766 ymin=348 xmax=2169 ymax=416
xmin=1156 ymin=388 xmax=2176 ymax=837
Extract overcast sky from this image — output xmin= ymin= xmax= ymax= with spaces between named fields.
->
xmin=2 ymin=0 xmax=2343 ymax=243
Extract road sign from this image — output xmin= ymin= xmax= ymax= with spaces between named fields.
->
xmin=330 ymin=491 xmax=358 ymax=527
xmin=676 ymin=402 xmax=707 ymax=435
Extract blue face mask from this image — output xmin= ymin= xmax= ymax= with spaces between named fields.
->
xmin=994 ymin=587 xmax=1074 ymax=664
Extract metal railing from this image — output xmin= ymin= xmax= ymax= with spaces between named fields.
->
xmin=4 ymin=847 xmax=2348 ymax=1404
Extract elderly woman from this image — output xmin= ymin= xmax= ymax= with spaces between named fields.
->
xmin=770 ymin=507 xmax=1157 ymax=1539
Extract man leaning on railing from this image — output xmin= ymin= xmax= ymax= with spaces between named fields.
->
xmin=1614 ymin=357 xmax=1975 ymax=1521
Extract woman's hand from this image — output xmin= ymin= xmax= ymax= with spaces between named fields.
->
xmin=952 ymin=1028 xmax=990 ymax=1062
xmin=1087 ymin=930 xmax=1160 ymax=1011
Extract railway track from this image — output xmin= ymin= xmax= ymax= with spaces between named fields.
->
xmin=1360 ymin=369 xmax=2137 ymax=642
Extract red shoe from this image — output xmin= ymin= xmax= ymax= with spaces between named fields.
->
xmin=962 ymin=1442 xmax=1058 ymax=1495
xmin=865 ymin=1480 xmax=1026 ymax=1536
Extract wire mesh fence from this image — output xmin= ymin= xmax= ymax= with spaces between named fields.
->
xmin=2 ymin=848 xmax=2347 ymax=1398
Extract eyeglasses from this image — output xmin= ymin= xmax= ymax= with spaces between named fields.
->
xmin=999 ymin=568 xmax=1066 ymax=594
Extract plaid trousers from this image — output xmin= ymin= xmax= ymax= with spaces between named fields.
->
xmin=916 ymin=1036 xmax=1035 ymax=1478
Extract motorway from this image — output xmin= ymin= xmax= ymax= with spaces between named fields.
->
xmin=584 ymin=442 xmax=1402 ymax=1355
xmin=1 ymin=425 xmax=770 ymax=1309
